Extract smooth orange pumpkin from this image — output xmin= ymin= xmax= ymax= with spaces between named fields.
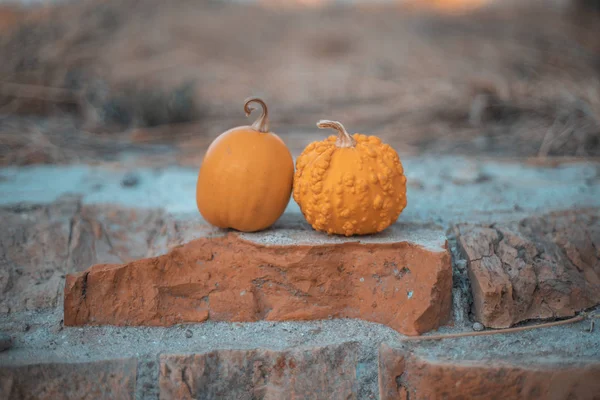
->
xmin=293 ymin=120 xmax=407 ymax=236
xmin=196 ymin=98 xmax=294 ymax=232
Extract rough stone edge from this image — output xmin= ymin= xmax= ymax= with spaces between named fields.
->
xmin=447 ymin=227 xmax=474 ymax=328
xmin=452 ymin=212 xmax=600 ymax=329
xmin=157 ymin=342 xmax=363 ymax=399
xmin=239 ymin=222 xmax=448 ymax=252
xmin=0 ymin=358 xmax=138 ymax=400
xmin=378 ymin=343 xmax=600 ymax=400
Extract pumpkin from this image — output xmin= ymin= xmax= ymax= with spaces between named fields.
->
xmin=293 ymin=120 xmax=407 ymax=236
xmin=196 ymin=97 xmax=294 ymax=232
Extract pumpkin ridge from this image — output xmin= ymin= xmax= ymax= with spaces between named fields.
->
xmin=293 ymin=147 xmax=333 ymax=221
xmin=296 ymin=144 xmax=334 ymax=177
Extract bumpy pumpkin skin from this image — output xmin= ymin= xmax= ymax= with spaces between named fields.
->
xmin=293 ymin=122 xmax=407 ymax=236
xmin=196 ymin=99 xmax=294 ymax=232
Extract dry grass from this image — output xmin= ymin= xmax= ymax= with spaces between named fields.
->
xmin=0 ymin=0 xmax=599 ymax=165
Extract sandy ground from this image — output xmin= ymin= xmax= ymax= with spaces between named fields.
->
xmin=0 ymin=0 xmax=599 ymax=166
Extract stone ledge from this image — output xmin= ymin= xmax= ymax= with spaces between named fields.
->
xmin=379 ymin=343 xmax=600 ymax=400
xmin=64 ymin=223 xmax=451 ymax=336
xmin=455 ymin=209 xmax=600 ymax=328
xmin=0 ymin=358 xmax=137 ymax=400
xmin=2 ymin=309 xmax=599 ymax=400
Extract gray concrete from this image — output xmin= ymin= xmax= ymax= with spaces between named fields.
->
xmin=243 ymin=218 xmax=447 ymax=250
xmin=1 ymin=308 xmax=598 ymax=367
xmin=1 ymin=156 xmax=598 ymax=224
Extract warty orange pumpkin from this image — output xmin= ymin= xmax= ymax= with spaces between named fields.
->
xmin=196 ymin=97 xmax=294 ymax=232
xmin=293 ymin=120 xmax=407 ymax=236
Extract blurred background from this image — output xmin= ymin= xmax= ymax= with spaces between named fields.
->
xmin=0 ymin=0 xmax=599 ymax=167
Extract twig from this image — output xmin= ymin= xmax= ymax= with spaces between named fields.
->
xmin=537 ymin=116 xmax=559 ymax=158
xmin=402 ymin=314 xmax=599 ymax=341
xmin=0 ymin=82 xmax=80 ymax=104
xmin=0 ymin=98 xmax=19 ymax=114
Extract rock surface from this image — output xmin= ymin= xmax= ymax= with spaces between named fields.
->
xmin=0 ymin=358 xmax=137 ymax=400
xmin=455 ymin=209 xmax=600 ymax=328
xmin=379 ymin=344 xmax=600 ymax=400
xmin=0 ymin=333 xmax=11 ymax=352
xmin=0 ymin=196 xmax=212 ymax=315
xmin=1 ymin=304 xmax=599 ymax=399
xmin=160 ymin=343 xmax=359 ymax=400
xmin=0 ymin=198 xmax=78 ymax=314
xmin=64 ymin=223 xmax=452 ymax=336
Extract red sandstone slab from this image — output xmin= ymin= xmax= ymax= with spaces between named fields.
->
xmin=455 ymin=209 xmax=600 ymax=328
xmin=0 ymin=358 xmax=137 ymax=400
xmin=159 ymin=343 xmax=359 ymax=400
xmin=64 ymin=221 xmax=451 ymax=336
xmin=379 ymin=344 xmax=600 ymax=400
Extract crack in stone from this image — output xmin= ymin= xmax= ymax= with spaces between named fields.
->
xmin=72 ymin=270 xmax=90 ymax=323
xmin=181 ymin=366 xmax=193 ymax=397
xmin=395 ymin=372 xmax=412 ymax=400
xmin=66 ymin=200 xmax=82 ymax=272
xmin=145 ymin=217 xmax=165 ymax=255
xmin=81 ymin=271 xmax=89 ymax=300
xmin=258 ymin=263 xmax=287 ymax=276
xmin=467 ymin=253 xmax=497 ymax=264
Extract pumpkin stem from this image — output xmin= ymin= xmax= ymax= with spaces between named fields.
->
xmin=244 ymin=97 xmax=270 ymax=133
xmin=317 ymin=120 xmax=356 ymax=148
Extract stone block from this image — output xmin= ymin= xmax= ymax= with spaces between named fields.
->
xmin=455 ymin=209 xmax=600 ymax=328
xmin=379 ymin=344 xmax=600 ymax=400
xmin=0 ymin=358 xmax=137 ymax=400
xmin=159 ymin=343 xmax=358 ymax=400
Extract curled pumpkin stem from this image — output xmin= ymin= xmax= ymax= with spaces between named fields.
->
xmin=244 ymin=97 xmax=270 ymax=133
xmin=317 ymin=120 xmax=356 ymax=148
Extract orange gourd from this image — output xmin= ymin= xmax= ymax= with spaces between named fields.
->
xmin=196 ymin=98 xmax=294 ymax=232
xmin=293 ymin=120 xmax=407 ymax=236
